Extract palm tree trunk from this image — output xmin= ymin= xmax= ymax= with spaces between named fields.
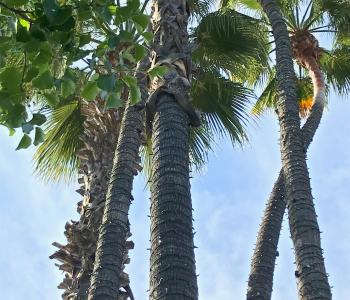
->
xmin=247 ymin=101 xmax=324 ymax=300
xmin=87 ymin=58 xmax=149 ymax=300
xmin=50 ymin=101 xmax=130 ymax=300
xmin=148 ymin=0 xmax=198 ymax=299
xmin=259 ymin=1 xmax=331 ymax=299
xmin=150 ymin=95 xmax=197 ymax=299
xmin=247 ymin=49 xmax=327 ymax=300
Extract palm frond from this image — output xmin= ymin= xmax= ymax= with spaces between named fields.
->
xmin=220 ymin=0 xmax=262 ymax=10
xmin=33 ymin=100 xmax=85 ymax=182
xmin=320 ymin=47 xmax=350 ymax=95
xmin=192 ymin=9 xmax=269 ymax=76
xmin=140 ymin=136 xmax=153 ymax=187
xmin=191 ymin=69 xmax=251 ymax=145
xmin=252 ymin=71 xmax=277 ymax=115
xmin=189 ymin=122 xmax=215 ymax=171
xmin=317 ymin=0 xmax=350 ymax=34
xmin=189 ymin=0 xmax=216 ymax=19
xmin=253 ymin=71 xmax=314 ymax=115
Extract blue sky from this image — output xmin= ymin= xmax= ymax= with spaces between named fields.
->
xmin=1 ymin=93 xmax=350 ymax=299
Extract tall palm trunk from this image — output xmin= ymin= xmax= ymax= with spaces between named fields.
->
xmin=247 ymin=101 xmax=324 ymax=300
xmin=50 ymin=100 xmax=136 ymax=299
xmin=258 ymin=1 xmax=331 ymax=299
xmin=247 ymin=29 xmax=327 ymax=299
xmin=148 ymin=0 xmax=199 ymax=299
xmin=86 ymin=58 xmax=149 ymax=300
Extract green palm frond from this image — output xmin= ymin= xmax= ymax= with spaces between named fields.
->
xmin=316 ymin=0 xmax=350 ymax=33
xmin=320 ymin=47 xmax=350 ymax=95
xmin=189 ymin=122 xmax=215 ymax=171
xmin=140 ymin=136 xmax=153 ymax=187
xmin=189 ymin=0 xmax=216 ymax=19
xmin=252 ymin=71 xmax=277 ymax=115
xmin=192 ymin=9 xmax=269 ymax=77
xmin=297 ymin=77 xmax=314 ymax=100
xmin=220 ymin=0 xmax=262 ymax=10
xmin=33 ymin=100 xmax=85 ymax=182
xmin=191 ymin=69 xmax=251 ymax=145
xmin=253 ymin=72 xmax=314 ymax=115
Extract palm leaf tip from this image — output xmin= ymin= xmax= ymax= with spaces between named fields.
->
xmin=192 ymin=69 xmax=252 ymax=146
xmin=33 ymin=100 xmax=85 ymax=182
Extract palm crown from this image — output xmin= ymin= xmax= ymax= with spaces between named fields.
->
xmin=222 ymin=0 xmax=350 ymax=115
xmin=33 ymin=5 xmax=269 ymax=181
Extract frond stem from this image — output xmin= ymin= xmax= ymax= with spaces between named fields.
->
xmin=300 ymin=0 xmax=312 ymax=27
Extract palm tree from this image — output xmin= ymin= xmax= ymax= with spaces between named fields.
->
xmin=265 ymin=4 xmax=332 ymax=296
xmin=43 ymin=99 xmax=134 ymax=299
xmin=234 ymin=0 xmax=350 ymax=298
xmin=146 ymin=2 xmax=272 ymax=298
xmin=216 ymin=0 xmax=334 ymax=298
xmin=41 ymin=4 xmax=267 ymax=299
xmin=147 ymin=0 xmax=203 ymax=297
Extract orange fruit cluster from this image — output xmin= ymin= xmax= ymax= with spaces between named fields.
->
xmin=299 ymin=96 xmax=314 ymax=118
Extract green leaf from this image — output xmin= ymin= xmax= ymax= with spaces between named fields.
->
xmin=3 ymin=0 xmax=27 ymax=7
xmin=81 ymin=81 xmax=100 ymax=101
xmin=108 ymin=35 xmax=120 ymax=48
xmin=16 ymin=134 xmax=32 ymax=150
xmin=33 ymin=127 xmax=45 ymax=146
xmin=61 ymin=79 xmax=76 ymax=97
xmin=134 ymin=44 xmax=146 ymax=61
xmin=30 ymin=113 xmax=47 ymax=126
xmin=0 ymin=37 xmax=13 ymax=54
xmin=79 ymin=34 xmax=91 ymax=47
xmin=44 ymin=92 xmax=59 ymax=107
xmin=148 ymin=65 xmax=168 ymax=80
xmin=32 ymin=70 xmax=54 ymax=90
xmin=25 ymin=67 xmax=39 ymax=82
xmin=8 ymin=128 xmax=15 ymax=136
xmin=119 ymin=31 xmax=134 ymax=42
xmin=122 ymin=50 xmax=136 ymax=63
xmin=105 ymin=93 xmax=123 ymax=108
xmin=5 ymin=103 xmax=26 ymax=128
xmin=19 ymin=18 xmax=30 ymax=30
xmin=0 ymin=67 xmax=22 ymax=92
xmin=130 ymin=85 xmax=141 ymax=104
xmin=132 ymin=14 xmax=149 ymax=31
xmin=108 ymin=4 xmax=117 ymax=14
xmin=33 ymin=44 xmax=52 ymax=65
xmin=141 ymin=31 xmax=154 ymax=43
xmin=22 ymin=122 xmax=34 ymax=134
xmin=97 ymin=74 xmax=116 ymax=92
xmin=44 ymin=0 xmax=73 ymax=25
xmin=122 ymin=75 xmax=137 ymax=86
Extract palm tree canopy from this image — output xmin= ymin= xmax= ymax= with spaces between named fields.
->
xmin=34 ymin=5 xmax=270 ymax=180
xmin=220 ymin=0 xmax=350 ymax=115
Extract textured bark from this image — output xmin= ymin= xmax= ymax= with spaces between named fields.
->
xmin=247 ymin=29 xmax=327 ymax=299
xmin=247 ymin=101 xmax=324 ymax=300
xmin=50 ymin=100 xmax=137 ymax=300
xmin=259 ymin=1 xmax=331 ymax=299
xmin=50 ymin=100 xmax=135 ymax=300
xmin=149 ymin=95 xmax=198 ymax=300
xmin=87 ymin=58 xmax=149 ymax=300
xmin=148 ymin=0 xmax=198 ymax=299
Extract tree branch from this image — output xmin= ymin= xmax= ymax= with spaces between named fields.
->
xmin=0 ymin=1 xmax=34 ymax=23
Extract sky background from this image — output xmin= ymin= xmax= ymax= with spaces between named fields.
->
xmin=1 ymin=90 xmax=350 ymax=299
